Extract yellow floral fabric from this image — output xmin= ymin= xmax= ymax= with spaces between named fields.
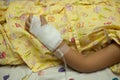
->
xmin=0 ymin=0 xmax=120 ymax=73
xmin=0 ymin=1 xmax=61 ymax=72
xmin=0 ymin=1 xmax=8 ymax=24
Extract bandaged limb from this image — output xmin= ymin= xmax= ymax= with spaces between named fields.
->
xmin=30 ymin=15 xmax=63 ymax=51
xmin=29 ymin=15 xmax=70 ymax=58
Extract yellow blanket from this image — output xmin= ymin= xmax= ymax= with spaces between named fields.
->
xmin=0 ymin=0 xmax=120 ymax=73
xmin=0 ymin=1 xmax=8 ymax=24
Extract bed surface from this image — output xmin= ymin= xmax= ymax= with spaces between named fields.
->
xmin=0 ymin=65 xmax=120 ymax=80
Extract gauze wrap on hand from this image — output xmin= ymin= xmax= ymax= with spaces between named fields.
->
xmin=30 ymin=16 xmax=63 ymax=52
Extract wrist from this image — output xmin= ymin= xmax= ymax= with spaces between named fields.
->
xmin=53 ymin=41 xmax=65 ymax=52
xmin=54 ymin=40 xmax=70 ymax=59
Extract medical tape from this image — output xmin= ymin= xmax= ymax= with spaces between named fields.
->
xmin=54 ymin=43 xmax=70 ymax=59
xmin=54 ymin=43 xmax=70 ymax=80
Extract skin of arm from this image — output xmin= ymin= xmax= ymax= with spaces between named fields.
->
xmin=57 ymin=41 xmax=120 ymax=72
xmin=25 ymin=14 xmax=120 ymax=73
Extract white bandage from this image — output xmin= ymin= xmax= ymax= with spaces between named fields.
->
xmin=30 ymin=16 xmax=63 ymax=51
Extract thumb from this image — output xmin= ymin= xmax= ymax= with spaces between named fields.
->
xmin=40 ymin=15 xmax=48 ymax=26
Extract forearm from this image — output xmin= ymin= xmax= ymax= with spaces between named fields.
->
xmin=57 ymin=41 xmax=120 ymax=72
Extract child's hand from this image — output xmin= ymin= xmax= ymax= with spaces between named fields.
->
xmin=25 ymin=14 xmax=63 ymax=52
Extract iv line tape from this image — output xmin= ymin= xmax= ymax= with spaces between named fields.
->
xmin=54 ymin=43 xmax=70 ymax=80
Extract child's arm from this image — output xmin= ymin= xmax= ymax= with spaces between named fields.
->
xmin=58 ymin=41 xmax=120 ymax=72
xmin=25 ymin=15 xmax=120 ymax=73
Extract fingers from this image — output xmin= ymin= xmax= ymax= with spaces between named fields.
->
xmin=29 ymin=14 xmax=33 ymax=23
xmin=25 ymin=14 xmax=33 ymax=31
xmin=25 ymin=14 xmax=48 ymax=31
xmin=40 ymin=15 xmax=48 ymax=26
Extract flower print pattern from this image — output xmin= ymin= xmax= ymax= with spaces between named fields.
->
xmin=108 ymin=16 xmax=116 ymax=21
xmin=58 ymin=67 xmax=66 ymax=72
xmin=48 ymin=15 xmax=55 ymax=22
xmin=104 ymin=21 xmax=112 ymax=25
xmin=94 ymin=6 xmax=101 ymax=13
xmin=0 ymin=52 xmax=6 ymax=59
xmin=10 ymin=33 xmax=17 ymax=40
xmin=3 ymin=74 xmax=9 ymax=80
xmin=70 ymin=37 xmax=75 ymax=43
xmin=19 ymin=14 xmax=28 ymax=21
xmin=65 ymin=3 xmax=73 ymax=11
xmin=15 ymin=23 xmax=21 ymax=28
xmin=38 ymin=71 xmax=44 ymax=76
